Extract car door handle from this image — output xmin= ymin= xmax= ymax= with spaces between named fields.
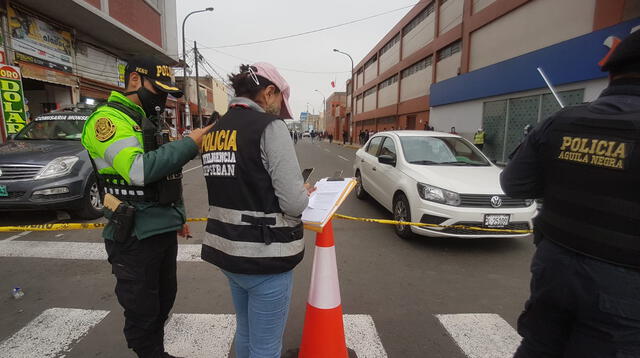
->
xmin=360 ymin=159 xmax=364 ymax=163
xmin=372 ymin=167 xmax=376 ymax=171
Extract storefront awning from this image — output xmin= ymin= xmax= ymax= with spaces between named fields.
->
xmin=19 ymin=62 xmax=78 ymax=88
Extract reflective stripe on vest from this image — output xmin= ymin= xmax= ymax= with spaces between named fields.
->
xmin=474 ymin=132 xmax=485 ymax=144
xmin=203 ymin=232 xmax=304 ymax=258
xmin=208 ymin=205 xmax=300 ymax=228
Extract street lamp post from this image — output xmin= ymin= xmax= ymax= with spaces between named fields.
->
xmin=333 ymin=48 xmax=354 ymax=145
xmin=181 ymin=7 xmax=213 ymax=128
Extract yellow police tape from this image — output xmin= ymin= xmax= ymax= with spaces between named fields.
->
xmin=0 ymin=215 xmax=532 ymax=234
xmin=332 ymin=214 xmax=532 ymax=234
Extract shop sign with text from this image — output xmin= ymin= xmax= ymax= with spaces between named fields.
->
xmin=0 ymin=66 xmax=28 ymax=135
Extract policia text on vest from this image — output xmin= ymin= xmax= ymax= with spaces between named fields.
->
xmin=557 ymin=136 xmax=629 ymax=170
xmin=201 ymin=129 xmax=238 ymax=177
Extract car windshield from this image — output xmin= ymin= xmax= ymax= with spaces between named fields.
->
xmin=400 ymin=136 xmax=490 ymax=166
xmin=14 ymin=119 xmax=85 ymax=140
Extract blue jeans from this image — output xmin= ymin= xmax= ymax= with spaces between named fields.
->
xmin=222 ymin=270 xmax=294 ymax=358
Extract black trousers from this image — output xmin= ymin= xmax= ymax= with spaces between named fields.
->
xmin=514 ymin=239 xmax=640 ymax=358
xmin=105 ymin=231 xmax=178 ymax=358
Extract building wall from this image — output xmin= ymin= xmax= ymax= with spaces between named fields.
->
xmin=108 ymin=0 xmax=163 ymax=47
xmin=430 ymin=77 xmax=608 ymax=143
xmin=379 ymin=40 xmax=400 ymax=74
xmin=402 ymin=9 xmax=435 ymax=60
xmin=473 ymin=0 xmax=497 ymax=13
xmin=355 ymin=96 xmax=363 ymax=114
xmin=363 ymin=91 xmax=376 ymax=112
xmin=436 ymin=51 xmax=461 ymax=82
xmin=378 ymin=82 xmax=398 ymax=108
xmin=400 ymin=66 xmax=432 ymax=101
xmin=364 ymin=60 xmax=378 ymax=84
xmin=469 ymin=0 xmax=597 ymax=71
xmin=76 ymin=41 xmax=124 ymax=88
xmin=162 ymin=0 xmax=178 ymax=60
xmin=211 ymin=78 xmax=229 ymax=115
xmin=82 ymin=0 xmax=101 ymax=8
xmin=439 ymin=0 xmax=463 ymax=34
xmin=357 ymin=71 xmax=364 ymax=90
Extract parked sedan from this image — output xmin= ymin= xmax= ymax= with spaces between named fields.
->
xmin=0 ymin=109 xmax=102 ymax=219
xmin=353 ymin=131 xmax=537 ymax=239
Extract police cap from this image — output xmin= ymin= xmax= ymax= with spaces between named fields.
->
xmin=125 ymin=55 xmax=184 ymax=98
xmin=601 ymin=30 xmax=640 ymax=74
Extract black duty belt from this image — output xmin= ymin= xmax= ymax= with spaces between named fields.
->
xmin=98 ymin=174 xmax=158 ymax=203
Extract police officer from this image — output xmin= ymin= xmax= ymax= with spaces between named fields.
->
xmin=501 ymin=31 xmax=640 ymax=357
xmin=200 ymin=63 xmax=312 ymax=357
xmin=474 ymin=127 xmax=486 ymax=150
xmin=81 ymin=55 xmax=210 ymax=358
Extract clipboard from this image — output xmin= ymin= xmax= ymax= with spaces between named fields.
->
xmin=302 ymin=176 xmax=356 ymax=232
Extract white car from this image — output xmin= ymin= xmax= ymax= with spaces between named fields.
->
xmin=353 ymin=131 xmax=537 ymax=239
xmin=302 ymin=131 xmax=311 ymax=138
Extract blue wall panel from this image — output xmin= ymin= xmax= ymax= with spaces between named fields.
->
xmin=430 ymin=19 xmax=640 ymax=107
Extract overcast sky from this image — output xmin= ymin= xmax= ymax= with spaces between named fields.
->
xmin=176 ymin=0 xmax=416 ymax=120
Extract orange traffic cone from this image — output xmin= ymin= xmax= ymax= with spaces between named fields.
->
xmin=298 ymin=220 xmax=349 ymax=358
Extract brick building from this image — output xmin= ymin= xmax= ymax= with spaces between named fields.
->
xmin=349 ymin=0 xmax=639 ymax=153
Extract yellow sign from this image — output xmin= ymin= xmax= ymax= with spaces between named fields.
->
xmin=557 ymin=136 xmax=629 ymax=170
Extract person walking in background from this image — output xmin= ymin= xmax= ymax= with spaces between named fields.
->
xmin=200 ymin=63 xmax=314 ymax=358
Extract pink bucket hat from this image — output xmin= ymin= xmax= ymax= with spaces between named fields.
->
xmin=252 ymin=62 xmax=293 ymax=119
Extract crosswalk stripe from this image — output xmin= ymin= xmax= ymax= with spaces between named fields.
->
xmin=344 ymin=314 xmax=388 ymax=358
xmin=164 ymin=314 xmax=236 ymax=358
xmin=436 ymin=313 xmax=522 ymax=358
xmin=0 ymin=308 xmax=109 ymax=358
xmin=0 ymin=241 xmax=203 ymax=262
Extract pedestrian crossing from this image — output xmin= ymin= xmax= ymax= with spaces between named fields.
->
xmin=0 ymin=307 xmax=523 ymax=357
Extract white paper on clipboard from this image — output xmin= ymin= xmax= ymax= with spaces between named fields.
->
xmin=302 ymin=178 xmax=355 ymax=229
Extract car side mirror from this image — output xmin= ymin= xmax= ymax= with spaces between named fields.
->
xmin=378 ymin=154 xmax=396 ymax=166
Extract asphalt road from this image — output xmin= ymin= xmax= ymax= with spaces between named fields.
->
xmin=0 ymin=138 xmax=536 ymax=358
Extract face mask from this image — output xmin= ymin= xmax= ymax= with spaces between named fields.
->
xmin=126 ymin=77 xmax=167 ymax=118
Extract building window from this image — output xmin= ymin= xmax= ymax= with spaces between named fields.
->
xmin=403 ymin=2 xmax=435 ymax=34
xmin=364 ymin=87 xmax=376 ymax=97
xmin=437 ymin=41 xmax=461 ymax=61
xmin=401 ymin=56 xmax=433 ymax=79
xmin=380 ymin=35 xmax=400 ymax=56
xmin=379 ymin=74 xmax=399 ymax=89
xmin=364 ymin=55 xmax=377 ymax=70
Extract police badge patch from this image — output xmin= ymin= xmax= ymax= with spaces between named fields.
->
xmin=95 ymin=117 xmax=116 ymax=142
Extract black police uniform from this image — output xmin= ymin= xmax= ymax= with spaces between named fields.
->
xmin=501 ymin=31 xmax=640 ymax=357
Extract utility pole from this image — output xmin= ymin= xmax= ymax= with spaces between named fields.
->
xmin=194 ymin=41 xmax=203 ymax=128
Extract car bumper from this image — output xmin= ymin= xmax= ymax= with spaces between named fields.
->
xmin=0 ymin=176 xmax=86 ymax=211
xmin=409 ymin=200 xmax=537 ymax=239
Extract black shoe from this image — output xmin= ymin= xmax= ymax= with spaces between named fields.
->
xmin=163 ymin=353 xmax=185 ymax=358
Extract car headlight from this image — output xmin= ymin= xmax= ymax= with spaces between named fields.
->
xmin=417 ymin=183 xmax=461 ymax=206
xmin=35 ymin=156 xmax=79 ymax=180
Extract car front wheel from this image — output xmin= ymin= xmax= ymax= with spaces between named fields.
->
xmin=74 ymin=176 xmax=104 ymax=220
xmin=393 ymin=193 xmax=413 ymax=239
xmin=355 ymin=170 xmax=368 ymax=200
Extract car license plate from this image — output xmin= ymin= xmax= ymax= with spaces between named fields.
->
xmin=0 ymin=185 xmax=7 ymax=197
xmin=484 ymin=214 xmax=510 ymax=228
